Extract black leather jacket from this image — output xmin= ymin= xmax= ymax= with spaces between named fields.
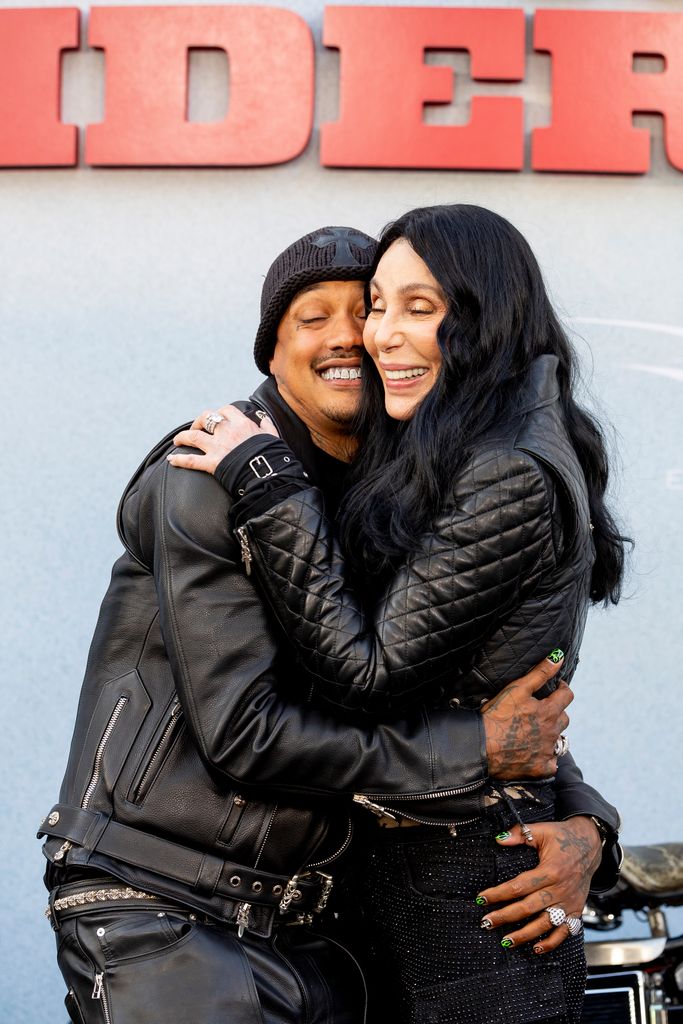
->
xmin=39 ymin=365 xmax=620 ymax=925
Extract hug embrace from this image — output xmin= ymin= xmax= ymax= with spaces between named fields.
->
xmin=42 ymin=204 xmax=626 ymax=1024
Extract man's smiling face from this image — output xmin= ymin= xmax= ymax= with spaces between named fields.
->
xmin=269 ymin=280 xmax=366 ymax=452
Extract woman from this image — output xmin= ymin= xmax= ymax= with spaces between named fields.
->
xmin=171 ymin=205 xmax=626 ymax=1023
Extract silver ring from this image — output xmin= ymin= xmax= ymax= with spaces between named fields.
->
xmin=520 ymin=823 xmax=535 ymax=845
xmin=546 ymin=906 xmax=567 ymax=928
xmin=553 ymin=734 xmax=569 ymax=756
xmin=204 ymin=412 xmax=225 ymax=435
xmin=565 ymin=916 xmax=583 ymax=937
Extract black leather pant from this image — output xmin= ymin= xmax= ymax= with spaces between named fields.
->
xmin=51 ymin=880 xmax=366 ymax=1024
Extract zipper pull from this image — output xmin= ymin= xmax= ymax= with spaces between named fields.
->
xmin=53 ymin=840 xmax=72 ymax=862
xmin=92 ymin=973 xmax=104 ymax=1000
xmin=278 ymin=875 xmax=301 ymax=914
xmin=236 ymin=528 xmax=252 ymax=576
xmin=352 ymin=794 xmax=397 ymax=821
xmin=236 ymin=901 xmax=251 ymax=938
xmin=313 ymin=873 xmax=334 ymax=915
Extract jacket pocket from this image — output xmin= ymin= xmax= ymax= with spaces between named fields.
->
xmin=128 ymin=696 xmax=184 ymax=804
xmin=214 ymin=792 xmax=249 ymax=849
xmin=74 ymin=670 xmax=151 ymax=809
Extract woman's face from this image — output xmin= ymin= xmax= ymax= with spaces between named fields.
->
xmin=363 ymin=238 xmax=446 ymax=421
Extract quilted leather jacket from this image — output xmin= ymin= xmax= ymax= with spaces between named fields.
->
xmin=39 ymin=366 xmax=620 ymax=920
xmin=230 ymin=356 xmax=594 ymax=718
xmin=216 ymin=359 xmax=621 ymax=854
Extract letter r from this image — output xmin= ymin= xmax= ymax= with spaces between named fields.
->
xmin=533 ymin=10 xmax=683 ymax=173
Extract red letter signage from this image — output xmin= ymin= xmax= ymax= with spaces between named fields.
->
xmin=0 ymin=8 xmax=79 ymax=167
xmin=86 ymin=6 xmax=314 ymax=166
xmin=321 ymin=6 xmax=525 ymax=170
xmin=533 ymin=10 xmax=683 ymax=173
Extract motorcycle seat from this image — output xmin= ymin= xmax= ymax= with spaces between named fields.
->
xmin=620 ymin=843 xmax=683 ymax=900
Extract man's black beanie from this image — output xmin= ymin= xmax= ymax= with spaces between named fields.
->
xmin=254 ymin=226 xmax=377 ymax=375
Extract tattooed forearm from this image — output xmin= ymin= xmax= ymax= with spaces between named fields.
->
xmin=557 ymin=823 xmax=601 ymax=877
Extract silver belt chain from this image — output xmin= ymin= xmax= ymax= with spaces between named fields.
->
xmin=45 ymin=886 xmax=159 ymax=921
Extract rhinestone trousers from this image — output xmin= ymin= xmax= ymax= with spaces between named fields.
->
xmin=350 ymin=799 xmax=586 ymax=1024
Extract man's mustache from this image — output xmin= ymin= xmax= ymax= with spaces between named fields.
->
xmin=312 ymin=350 xmax=364 ymax=371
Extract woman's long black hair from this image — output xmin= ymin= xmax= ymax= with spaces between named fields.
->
xmin=339 ymin=204 xmax=627 ymax=604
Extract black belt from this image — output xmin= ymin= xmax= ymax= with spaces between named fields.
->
xmin=38 ymin=804 xmax=327 ymax=918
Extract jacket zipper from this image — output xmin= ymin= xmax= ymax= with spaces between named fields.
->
xmin=92 ymin=971 xmax=112 ymax=1024
xmin=306 ymin=817 xmax=354 ymax=870
xmin=53 ymin=696 xmax=129 ymax=862
xmin=359 ymin=779 xmax=484 ymax=803
xmin=353 ymin=791 xmax=482 ymax=832
xmin=131 ymin=699 xmax=182 ymax=802
xmin=236 ymin=527 xmax=252 ymax=575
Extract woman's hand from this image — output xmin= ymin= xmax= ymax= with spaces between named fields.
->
xmin=168 ymin=406 xmax=278 ymax=475
xmin=475 ymin=816 xmax=603 ymax=952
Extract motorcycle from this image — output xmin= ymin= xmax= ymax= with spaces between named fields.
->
xmin=583 ymin=843 xmax=683 ymax=1023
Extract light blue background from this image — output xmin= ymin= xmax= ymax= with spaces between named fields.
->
xmin=2 ymin=0 xmax=682 ymax=1019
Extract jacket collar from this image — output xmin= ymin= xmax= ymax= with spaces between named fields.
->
xmin=249 ymin=376 xmax=332 ymax=480
xmin=517 ymin=354 xmax=560 ymax=415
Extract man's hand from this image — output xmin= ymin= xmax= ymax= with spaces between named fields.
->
xmin=482 ymin=655 xmax=572 ymax=779
xmin=476 ymin=817 xmax=602 ymax=952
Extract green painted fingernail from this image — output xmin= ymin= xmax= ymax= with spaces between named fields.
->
xmin=501 ymin=938 xmax=514 ymax=949
xmin=547 ymin=648 xmax=564 ymax=664
xmin=475 ymin=896 xmax=487 ymax=906
xmin=495 ymin=831 xmax=511 ymax=841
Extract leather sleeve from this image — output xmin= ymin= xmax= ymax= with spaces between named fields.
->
xmin=130 ymin=456 xmax=487 ymax=803
xmin=554 ymin=752 xmax=623 ymax=894
xmin=239 ymin=449 xmax=557 ymax=713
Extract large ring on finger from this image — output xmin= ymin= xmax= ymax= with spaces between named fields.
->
xmin=553 ymin=734 xmax=569 ymax=756
xmin=565 ymin=916 xmax=583 ymax=937
xmin=546 ymin=906 xmax=567 ymax=928
xmin=204 ymin=412 xmax=225 ymax=435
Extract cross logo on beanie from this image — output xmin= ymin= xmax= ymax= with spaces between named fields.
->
xmin=312 ymin=228 xmax=373 ymax=268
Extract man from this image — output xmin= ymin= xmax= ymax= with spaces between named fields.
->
xmin=40 ymin=227 xmax=619 ymax=1023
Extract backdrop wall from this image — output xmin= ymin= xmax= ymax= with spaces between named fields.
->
xmin=2 ymin=0 xmax=682 ymax=1019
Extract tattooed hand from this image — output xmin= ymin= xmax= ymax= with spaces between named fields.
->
xmin=482 ymin=655 xmax=573 ymax=779
xmin=474 ymin=817 xmax=603 ymax=952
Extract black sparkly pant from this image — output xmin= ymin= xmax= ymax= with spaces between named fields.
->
xmin=349 ymin=800 xmax=586 ymax=1024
